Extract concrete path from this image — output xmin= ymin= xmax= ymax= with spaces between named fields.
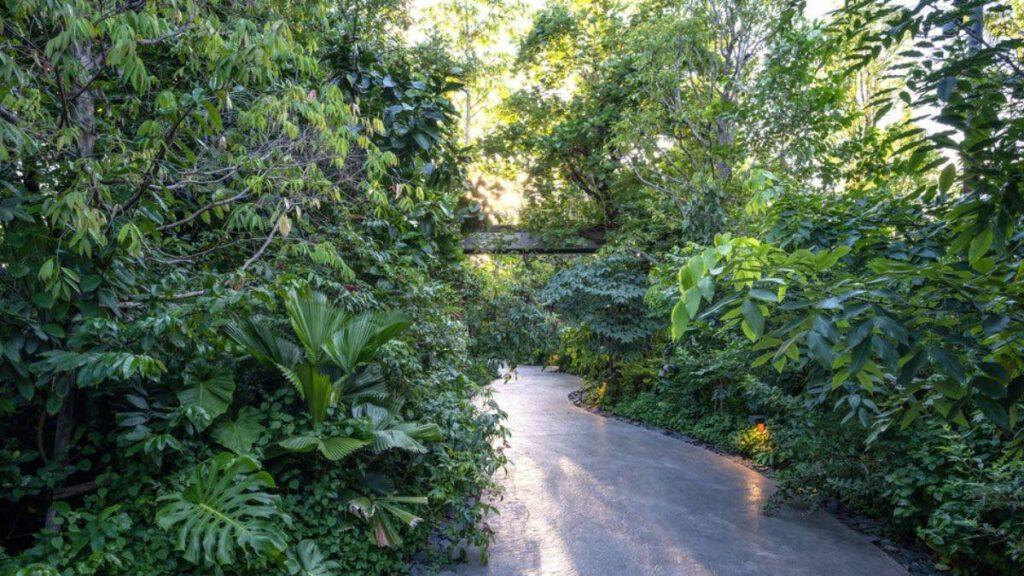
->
xmin=452 ymin=366 xmax=907 ymax=576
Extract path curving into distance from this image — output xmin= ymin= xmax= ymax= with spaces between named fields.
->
xmin=450 ymin=366 xmax=907 ymax=576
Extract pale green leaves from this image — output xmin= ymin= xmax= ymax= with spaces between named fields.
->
xmin=670 ymin=235 xmax=785 ymax=342
xmin=671 ymin=244 xmax=725 ymax=340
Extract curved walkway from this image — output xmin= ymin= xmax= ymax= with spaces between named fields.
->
xmin=452 ymin=366 xmax=907 ymax=576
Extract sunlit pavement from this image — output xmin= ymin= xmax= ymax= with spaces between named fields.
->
xmin=448 ymin=366 xmax=907 ymax=576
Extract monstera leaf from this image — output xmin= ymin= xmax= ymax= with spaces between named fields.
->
xmin=285 ymin=540 xmax=339 ymax=576
xmin=213 ymin=407 xmax=265 ymax=455
xmin=156 ymin=453 xmax=290 ymax=566
xmin=177 ymin=371 xmax=235 ymax=429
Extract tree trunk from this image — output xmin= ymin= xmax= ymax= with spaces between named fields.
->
xmin=714 ymin=117 xmax=733 ymax=182
xmin=45 ymin=33 xmax=98 ymax=532
xmin=43 ymin=383 xmax=75 ymax=531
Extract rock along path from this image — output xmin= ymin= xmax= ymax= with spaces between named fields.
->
xmin=450 ymin=366 xmax=908 ymax=576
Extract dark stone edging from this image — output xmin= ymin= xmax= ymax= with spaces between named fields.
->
xmin=568 ymin=387 xmax=951 ymax=576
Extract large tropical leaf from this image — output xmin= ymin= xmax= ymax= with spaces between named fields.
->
xmin=213 ymin=407 xmax=265 ymax=455
xmin=278 ymin=434 xmax=369 ymax=461
xmin=352 ymin=404 xmax=440 ymax=453
xmin=224 ymin=317 xmax=303 ymax=368
xmin=278 ymin=363 xmax=335 ymax=425
xmin=336 ymin=364 xmax=389 ymax=406
xmin=156 ymin=453 xmax=290 ymax=566
xmin=285 ymin=540 xmax=339 ymax=576
xmin=177 ymin=371 xmax=235 ymax=429
xmin=324 ymin=311 xmax=410 ymax=373
xmin=284 ymin=288 xmax=346 ymax=365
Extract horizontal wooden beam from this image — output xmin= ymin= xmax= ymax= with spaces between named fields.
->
xmin=461 ymin=229 xmax=601 ymax=254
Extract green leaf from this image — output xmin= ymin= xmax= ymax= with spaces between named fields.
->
xmin=974 ymin=395 xmax=1010 ymax=430
xmin=968 ymin=228 xmax=993 ymax=267
xmin=897 ymin=350 xmax=927 ymax=388
xmin=213 ymin=407 xmax=265 ymax=455
xmin=157 ymin=454 xmax=289 ymax=566
xmin=279 ymin=435 xmax=368 ymax=461
xmin=178 ymin=372 xmax=235 ymax=429
xmin=741 ymin=300 xmax=764 ymax=342
xmin=938 ymin=163 xmax=956 ymax=193
xmin=932 ymin=378 xmax=966 ymax=399
xmin=684 ymin=287 xmax=701 ymax=318
xmin=971 ymin=376 xmax=1006 ymax=399
xmin=670 ymin=300 xmax=689 ymax=340
xmin=318 ymin=436 xmax=370 ymax=461
xmin=929 ymin=346 xmax=966 ymax=385
xmin=748 ymin=288 xmax=778 ymax=302
xmin=286 ymin=540 xmax=339 ymax=576
xmin=697 ymin=276 xmax=715 ymax=301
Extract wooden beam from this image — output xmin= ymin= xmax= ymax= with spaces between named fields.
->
xmin=461 ymin=228 xmax=601 ymax=254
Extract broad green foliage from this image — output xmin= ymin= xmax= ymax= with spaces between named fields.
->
xmin=464 ymin=255 xmax=560 ymax=368
xmin=540 ymin=252 xmax=662 ymax=390
xmin=157 ymin=453 xmax=290 ymax=566
xmin=285 ymin=539 xmax=339 ymax=576
xmin=1 ymin=0 xmax=505 ymax=573
xmin=542 ymin=252 xmax=659 ymax=350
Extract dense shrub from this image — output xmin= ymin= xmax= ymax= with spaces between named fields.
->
xmin=0 ymin=0 xmax=504 ymax=573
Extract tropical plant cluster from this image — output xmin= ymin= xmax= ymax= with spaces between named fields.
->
xmin=478 ymin=0 xmax=1024 ymax=573
xmin=1 ymin=1 xmax=506 ymax=574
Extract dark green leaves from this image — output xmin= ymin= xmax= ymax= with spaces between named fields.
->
xmin=929 ymin=346 xmax=966 ymax=387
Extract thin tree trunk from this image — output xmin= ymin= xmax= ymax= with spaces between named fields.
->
xmin=44 ymin=382 xmax=75 ymax=530
xmin=45 ymin=33 xmax=98 ymax=532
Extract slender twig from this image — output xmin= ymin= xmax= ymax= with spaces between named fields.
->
xmin=156 ymin=190 xmax=250 ymax=231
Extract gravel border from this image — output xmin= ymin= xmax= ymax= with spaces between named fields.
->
xmin=568 ymin=387 xmax=951 ymax=576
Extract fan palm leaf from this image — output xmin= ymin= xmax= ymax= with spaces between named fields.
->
xmin=352 ymin=404 xmax=441 ymax=453
xmin=345 ymin=492 xmax=426 ymax=547
xmin=324 ymin=311 xmax=410 ymax=373
xmin=278 ymin=363 xmax=334 ymax=425
xmin=284 ymin=288 xmax=346 ymax=365
xmin=224 ymin=317 xmax=303 ymax=368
